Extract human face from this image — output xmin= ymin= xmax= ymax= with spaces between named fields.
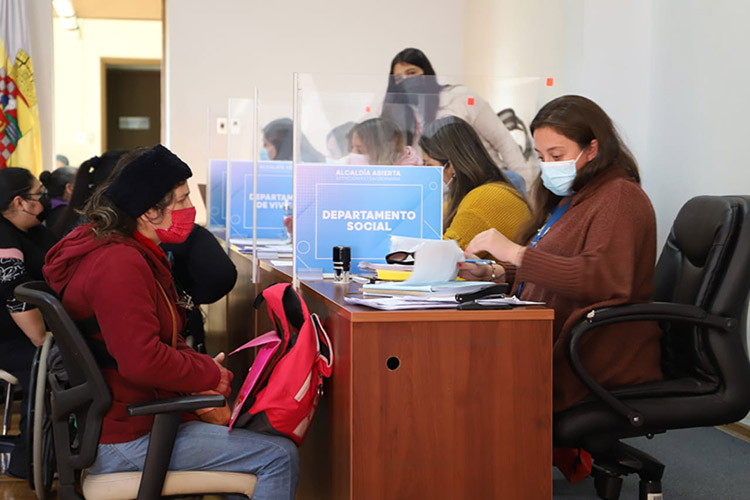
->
xmin=350 ymin=132 xmax=367 ymax=155
xmin=149 ymin=182 xmax=193 ymax=231
xmin=423 ymin=151 xmax=454 ymax=184
xmin=262 ymin=138 xmax=277 ymax=161
xmin=392 ymin=62 xmax=424 ymax=84
xmin=533 ymin=126 xmax=597 ymax=170
xmin=20 ymin=180 xmax=46 ymax=221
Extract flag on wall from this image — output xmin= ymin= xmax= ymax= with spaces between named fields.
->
xmin=0 ymin=0 xmax=42 ymax=176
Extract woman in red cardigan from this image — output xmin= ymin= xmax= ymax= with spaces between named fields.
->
xmin=459 ymin=95 xmax=663 ymax=412
xmin=44 ymin=145 xmax=298 ymax=499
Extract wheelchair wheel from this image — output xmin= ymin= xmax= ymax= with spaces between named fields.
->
xmin=29 ymin=335 xmax=56 ymax=500
xmin=25 ymin=341 xmax=41 ymax=489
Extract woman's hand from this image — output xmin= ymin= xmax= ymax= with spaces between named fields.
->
xmin=465 ymin=229 xmax=526 ymax=266
xmin=457 ymin=255 xmax=506 ymax=282
xmin=457 ymin=261 xmax=491 ymax=281
xmin=212 ymin=352 xmax=234 ymax=398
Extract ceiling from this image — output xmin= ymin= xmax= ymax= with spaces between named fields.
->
xmin=66 ymin=0 xmax=162 ymax=21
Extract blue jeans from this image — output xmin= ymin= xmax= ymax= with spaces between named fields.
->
xmin=87 ymin=421 xmax=299 ymax=500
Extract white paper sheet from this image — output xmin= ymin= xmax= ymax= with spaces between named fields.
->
xmin=344 ymin=295 xmax=459 ymax=310
xmin=403 ymin=239 xmax=464 ymax=284
xmin=344 ymin=294 xmax=544 ymax=311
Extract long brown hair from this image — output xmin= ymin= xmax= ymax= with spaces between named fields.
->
xmin=518 ymin=95 xmax=640 ymax=243
xmin=419 ymin=115 xmax=526 ymax=232
xmin=84 ymin=147 xmax=176 ymax=238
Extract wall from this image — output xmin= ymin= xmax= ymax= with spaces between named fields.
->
xmin=26 ymin=0 xmax=53 ymax=172
xmin=462 ymin=0 xmax=580 ymax=124
xmin=165 ymin=0 xmax=464 ymax=223
xmin=646 ymin=0 xmax=750 ymax=425
xmin=53 ymin=18 xmax=161 ymax=167
xmin=465 ymin=0 xmax=653 ymax=186
xmin=647 ymin=0 xmax=750 ymax=240
xmin=467 ymin=0 xmax=750 ymax=425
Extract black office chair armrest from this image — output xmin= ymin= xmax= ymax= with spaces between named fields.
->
xmin=127 ymin=394 xmax=225 ymax=417
xmin=566 ymin=302 xmax=736 ymax=427
xmin=127 ymin=393 xmax=227 ymax=500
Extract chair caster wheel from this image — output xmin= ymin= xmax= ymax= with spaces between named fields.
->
xmin=639 ymin=479 xmax=663 ymax=500
xmin=594 ymin=470 xmax=623 ymax=500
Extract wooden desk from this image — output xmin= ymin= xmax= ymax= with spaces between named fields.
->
xmin=214 ymin=251 xmax=554 ymax=499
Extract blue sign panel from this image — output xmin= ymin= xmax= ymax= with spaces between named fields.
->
xmin=208 ymin=160 xmax=293 ymax=239
xmin=294 ymin=164 xmax=443 ymax=274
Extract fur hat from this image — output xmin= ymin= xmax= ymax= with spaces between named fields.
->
xmin=105 ymin=145 xmax=192 ymax=217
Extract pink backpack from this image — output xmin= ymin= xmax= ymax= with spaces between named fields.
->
xmin=228 ymin=283 xmax=333 ymax=445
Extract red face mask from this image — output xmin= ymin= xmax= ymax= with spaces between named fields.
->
xmin=155 ymin=206 xmax=196 ymax=244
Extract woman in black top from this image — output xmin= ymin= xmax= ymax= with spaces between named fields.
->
xmin=39 ymin=166 xmax=77 ymax=233
xmin=0 ymin=167 xmax=55 ymax=478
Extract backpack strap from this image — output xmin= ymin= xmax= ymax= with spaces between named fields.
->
xmin=311 ymin=313 xmax=334 ymax=377
xmin=156 ymin=280 xmax=178 ymax=348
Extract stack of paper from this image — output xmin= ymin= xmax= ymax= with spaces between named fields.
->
xmin=358 ymin=262 xmax=413 ymax=281
xmin=347 ymin=239 xmax=546 ymax=310
xmin=344 ymin=295 xmax=458 ymax=310
xmin=361 ymin=280 xmax=495 ymax=296
xmin=235 ymin=239 xmax=293 ymax=259
xmin=344 ymin=294 xmax=543 ymax=311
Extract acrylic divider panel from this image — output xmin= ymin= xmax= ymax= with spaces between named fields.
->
xmin=226 ymin=98 xmax=256 ymax=242
xmin=206 ymin=103 xmax=232 ymax=239
xmin=293 ymin=163 xmax=442 ymax=275
xmin=208 ymin=160 xmax=293 ymax=240
xmin=292 ymin=72 xmax=548 ymax=279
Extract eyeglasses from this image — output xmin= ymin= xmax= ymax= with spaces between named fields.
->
xmin=22 ymin=188 xmax=47 ymax=201
xmin=385 ymin=250 xmax=415 ymax=265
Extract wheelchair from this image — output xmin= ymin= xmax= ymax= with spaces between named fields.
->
xmin=26 ymin=334 xmax=58 ymax=500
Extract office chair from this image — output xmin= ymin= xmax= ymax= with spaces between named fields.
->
xmin=15 ymin=281 xmax=257 ymax=500
xmin=554 ymin=195 xmax=750 ymax=500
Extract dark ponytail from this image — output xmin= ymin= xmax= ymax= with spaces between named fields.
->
xmin=40 ymin=166 xmax=77 ymax=199
xmin=51 ymin=150 xmax=127 ymax=237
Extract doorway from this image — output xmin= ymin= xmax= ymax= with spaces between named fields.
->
xmin=102 ymin=60 xmax=161 ymax=151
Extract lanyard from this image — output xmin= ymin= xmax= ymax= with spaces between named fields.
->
xmin=529 ymin=198 xmax=572 ymax=249
xmin=517 ymin=198 xmax=572 ymax=296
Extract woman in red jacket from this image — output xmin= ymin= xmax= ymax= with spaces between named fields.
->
xmin=43 ymin=145 xmax=298 ymax=499
xmin=459 ymin=95 xmax=663 ymax=413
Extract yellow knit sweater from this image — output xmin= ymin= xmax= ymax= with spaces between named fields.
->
xmin=443 ymin=182 xmax=531 ymax=249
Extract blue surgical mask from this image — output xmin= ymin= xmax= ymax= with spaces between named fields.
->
xmin=540 ymin=149 xmax=585 ymax=196
xmin=348 ymin=153 xmax=370 ymax=165
xmin=259 ymin=148 xmax=271 ymax=161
